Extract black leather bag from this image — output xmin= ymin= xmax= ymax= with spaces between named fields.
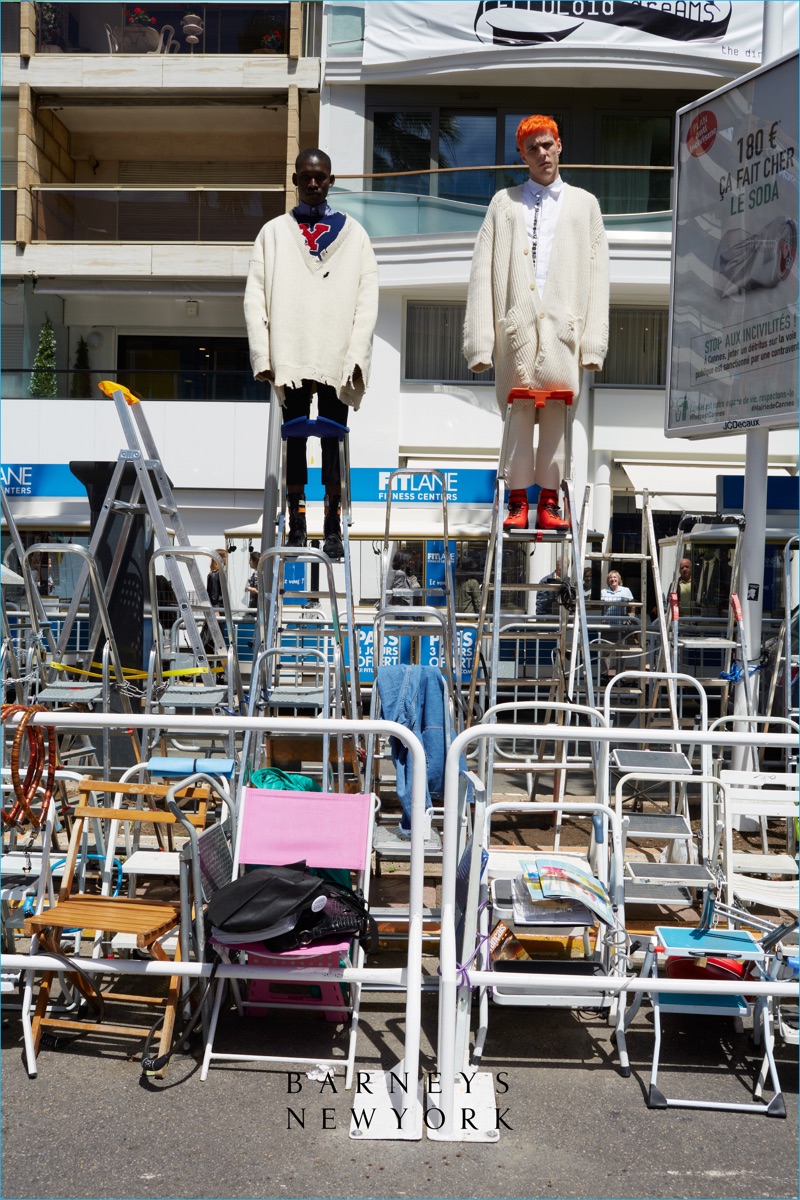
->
xmin=207 ymin=863 xmax=377 ymax=953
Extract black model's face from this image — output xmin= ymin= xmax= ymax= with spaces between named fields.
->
xmin=293 ymin=156 xmax=335 ymax=206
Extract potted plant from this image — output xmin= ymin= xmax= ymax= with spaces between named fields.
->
xmin=69 ymin=335 xmax=93 ymax=399
xmin=35 ymin=2 xmax=64 ymax=51
xmin=126 ymin=7 xmax=157 ymax=26
xmin=29 ymin=316 xmax=59 ymax=399
xmin=259 ymin=29 xmax=285 ymax=53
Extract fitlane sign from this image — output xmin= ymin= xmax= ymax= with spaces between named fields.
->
xmin=666 ymin=52 xmax=798 ymax=438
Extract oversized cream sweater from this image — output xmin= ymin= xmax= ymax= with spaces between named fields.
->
xmin=463 ymin=183 xmax=609 ymax=409
xmin=244 ymin=212 xmax=379 ymax=409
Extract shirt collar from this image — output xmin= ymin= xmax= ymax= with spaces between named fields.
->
xmin=523 ymin=175 xmax=564 ymax=202
xmin=293 ymin=199 xmax=338 ymax=220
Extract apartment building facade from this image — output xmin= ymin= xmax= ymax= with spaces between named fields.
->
xmin=1 ymin=1 xmax=797 ymax=608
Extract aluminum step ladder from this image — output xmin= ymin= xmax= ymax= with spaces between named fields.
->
xmin=53 ymin=382 xmax=232 ymax=696
xmin=241 ymin=415 xmax=362 ymax=792
xmin=584 ymin=488 xmax=676 ymax=729
xmin=660 ymin=511 xmax=749 ymax=725
xmin=465 ymin=388 xmax=602 ymax=832
xmin=1 ymin=489 xmax=58 ymax=706
xmin=365 ymin=467 xmax=463 ymax=861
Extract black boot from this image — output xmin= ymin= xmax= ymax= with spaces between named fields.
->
xmin=322 ymin=493 xmax=343 ymax=560
xmin=287 ymin=494 xmax=307 ymax=548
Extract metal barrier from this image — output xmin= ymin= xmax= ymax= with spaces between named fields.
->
xmin=436 ymin=719 xmax=799 ymax=1141
xmin=3 ymin=710 xmax=428 ymax=1139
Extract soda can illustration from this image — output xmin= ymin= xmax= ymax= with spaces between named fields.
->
xmin=714 ymin=216 xmax=797 ymax=298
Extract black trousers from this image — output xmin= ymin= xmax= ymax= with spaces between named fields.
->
xmin=283 ymin=381 xmax=348 ymax=492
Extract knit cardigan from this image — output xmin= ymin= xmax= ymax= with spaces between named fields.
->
xmin=244 ymin=212 xmax=379 ymax=409
xmin=463 ymin=183 xmax=609 ymax=410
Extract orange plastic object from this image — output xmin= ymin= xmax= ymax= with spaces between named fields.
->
xmin=98 ymin=380 xmax=139 ymax=405
xmin=507 ymin=387 xmax=574 ymax=408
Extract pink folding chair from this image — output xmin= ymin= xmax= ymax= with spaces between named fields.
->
xmin=201 ymin=788 xmax=375 ymax=1087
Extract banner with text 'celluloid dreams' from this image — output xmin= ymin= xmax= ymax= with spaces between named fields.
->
xmin=363 ymin=3 xmax=767 ymax=66
xmin=666 ymin=51 xmax=798 ymax=439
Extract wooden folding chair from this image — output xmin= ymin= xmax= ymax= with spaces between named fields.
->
xmin=75 ymin=776 xmax=210 ymax=897
xmin=21 ymin=785 xmax=207 ymax=1076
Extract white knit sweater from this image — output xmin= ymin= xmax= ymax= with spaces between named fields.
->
xmin=463 ymin=183 xmax=609 ymax=409
xmin=244 ymin=212 xmax=379 ymax=409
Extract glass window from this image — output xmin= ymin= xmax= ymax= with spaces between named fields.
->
xmin=598 ymin=114 xmax=672 ymax=212
xmin=116 ymin=335 xmax=262 ymax=401
xmin=405 ymin=302 xmax=494 ymax=384
xmin=438 ymin=111 xmax=497 ymax=207
xmin=596 ymin=308 xmax=668 ymax=387
xmin=2 ymin=532 xmax=90 ymax=606
xmin=372 ymin=111 xmax=433 ymax=195
xmin=326 ymin=3 xmax=365 ymax=56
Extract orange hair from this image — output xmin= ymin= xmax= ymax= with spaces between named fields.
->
xmin=516 ymin=115 xmax=560 ymax=152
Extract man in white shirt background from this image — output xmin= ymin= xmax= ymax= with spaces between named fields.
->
xmin=464 ymin=116 xmax=609 ymax=532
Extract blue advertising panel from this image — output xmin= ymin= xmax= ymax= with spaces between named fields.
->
xmin=1 ymin=464 xmax=86 ymax=498
xmin=347 ymin=624 xmax=412 ymax=685
xmin=421 ymin=626 xmax=478 ymax=684
xmin=282 ymin=560 xmax=306 ymax=606
xmin=305 ymin=468 xmax=495 ymax=504
xmin=424 ymin=540 xmax=456 ymax=608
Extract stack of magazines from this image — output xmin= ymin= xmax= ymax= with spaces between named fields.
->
xmin=512 ymin=857 xmax=614 ymax=928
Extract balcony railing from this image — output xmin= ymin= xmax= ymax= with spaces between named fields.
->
xmin=2 ymin=370 xmax=264 ymax=404
xmin=27 ymin=166 xmax=672 ymax=244
xmin=32 ymin=3 xmax=320 ymax=56
xmin=32 ymin=187 xmax=284 ymax=243
xmin=338 ymin=164 xmax=674 ymax=217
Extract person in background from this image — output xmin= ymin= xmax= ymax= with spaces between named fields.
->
xmin=535 ymin=561 xmax=561 ymax=616
xmin=600 ymin=569 xmax=635 ymax=620
xmin=245 ymin=550 xmax=260 ymax=610
xmin=206 ymin=548 xmax=227 ymax=609
xmin=455 ymin=552 xmax=482 ymax=614
xmin=676 ymin=556 xmax=693 ymax=615
xmin=244 ymin=148 xmax=379 ymax=561
xmin=387 ymin=549 xmax=421 ymax=607
xmin=599 ymin=568 xmax=636 ymax=681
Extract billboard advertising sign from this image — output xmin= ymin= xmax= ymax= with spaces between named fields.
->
xmin=666 ymin=52 xmax=798 ymax=438
xmin=363 ymin=2 xmax=768 ymax=66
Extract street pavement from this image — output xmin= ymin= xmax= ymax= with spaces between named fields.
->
xmin=2 ymin=967 xmax=797 ymax=1200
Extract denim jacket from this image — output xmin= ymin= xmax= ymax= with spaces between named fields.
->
xmin=376 ymin=665 xmax=451 ymax=832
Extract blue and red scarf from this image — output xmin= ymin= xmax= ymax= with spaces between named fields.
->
xmin=292 ymin=201 xmax=346 ymax=260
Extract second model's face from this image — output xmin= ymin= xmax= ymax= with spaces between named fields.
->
xmin=293 ymin=156 xmax=335 ymax=207
xmin=520 ymin=132 xmax=562 ymax=187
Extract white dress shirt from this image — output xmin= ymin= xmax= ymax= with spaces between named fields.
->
xmin=522 ymin=174 xmax=564 ymax=293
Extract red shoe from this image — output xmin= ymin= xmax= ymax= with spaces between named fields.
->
xmin=503 ymin=489 xmax=529 ymax=531
xmin=536 ymin=488 xmax=569 ymax=531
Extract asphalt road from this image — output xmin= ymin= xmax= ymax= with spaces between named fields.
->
xmin=2 ymin=974 xmax=797 ymax=1200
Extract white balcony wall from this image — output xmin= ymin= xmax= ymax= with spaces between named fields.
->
xmin=23 ymin=54 xmax=320 ymax=93
xmin=6 ymin=242 xmax=252 ymax=280
xmin=1 ymin=397 xmax=268 ymax=490
xmin=593 ymin=387 xmax=798 ymax=465
xmin=343 ymin=291 xmax=401 ymax=471
xmin=318 ymin=83 xmax=366 ymax=182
